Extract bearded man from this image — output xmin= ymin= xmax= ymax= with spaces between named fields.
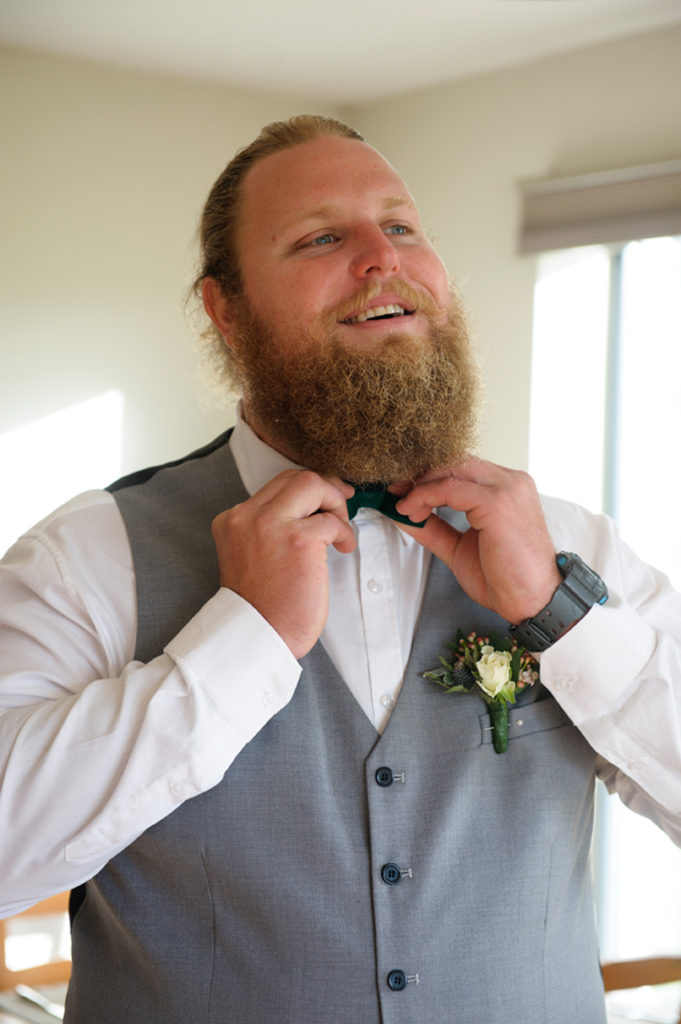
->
xmin=1 ymin=115 xmax=680 ymax=1024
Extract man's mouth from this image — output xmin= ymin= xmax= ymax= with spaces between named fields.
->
xmin=341 ymin=303 xmax=414 ymax=325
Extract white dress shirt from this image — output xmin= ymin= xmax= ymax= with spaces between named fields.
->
xmin=229 ymin=412 xmax=431 ymax=733
xmin=1 ymin=414 xmax=681 ymax=916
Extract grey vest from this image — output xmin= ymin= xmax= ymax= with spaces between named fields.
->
xmin=65 ymin=433 xmax=607 ymax=1024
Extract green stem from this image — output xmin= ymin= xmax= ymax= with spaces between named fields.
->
xmin=488 ymin=701 xmax=509 ymax=754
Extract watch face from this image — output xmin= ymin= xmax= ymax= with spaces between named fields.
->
xmin=558 ymin=552 xmax=609 ymax=605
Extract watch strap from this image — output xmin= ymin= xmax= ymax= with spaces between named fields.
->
xmin=510 ymin=551 xmax=608 ymax=652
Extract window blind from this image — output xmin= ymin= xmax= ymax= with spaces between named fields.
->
xmin=519 ymin=159 xmax=681 ymax=253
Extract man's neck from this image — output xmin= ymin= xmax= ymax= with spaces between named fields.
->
xmin=230 ymin=403 xmax=303 ymax=497
xmin=240 ymin=400 xmax=304 ymax=467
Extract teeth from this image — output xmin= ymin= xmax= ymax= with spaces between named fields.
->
xmin=345 ymin=304 xmax=407 ymax=324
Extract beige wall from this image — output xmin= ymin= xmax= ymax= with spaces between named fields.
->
xmin=0 ymin=47 xmax=344 ymax=478
xmin=347 ymin=26 xmax=681 ymax=465
xmin=1 ymin=27 xmax=680 ymax=496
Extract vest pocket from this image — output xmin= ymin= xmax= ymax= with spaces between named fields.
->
xmin=479 ymin=696 xmax=569 ymax=745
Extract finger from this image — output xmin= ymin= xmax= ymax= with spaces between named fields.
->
xmin=396 ymin=463 xmax=537 ymax=528
xmin=301 ymin=511 xmax=357 ymax=555
xmin=395 ymin=476 xmax=487 ymax=524
xmin=259 ymin=470 xmax=354 ymax=523
xmin=312 ymin=475 xmax=356 ymax=523
xmin=212 ymin=471 xmax=355 ymax=564
xmin=395 ymin=513 xmax=464 ymax=570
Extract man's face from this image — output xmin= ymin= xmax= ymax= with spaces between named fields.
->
xmin=209 ymin=133 xmax=480 ymax=483
xmin=234 ymin=135 xmax=452 ymax=360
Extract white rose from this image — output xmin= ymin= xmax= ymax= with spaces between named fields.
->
xmin=475 ymin=646 xmax=512 ymax=698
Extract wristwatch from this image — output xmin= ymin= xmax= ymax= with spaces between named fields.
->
xmin=510 ymin=551 xmax=608 ymax=652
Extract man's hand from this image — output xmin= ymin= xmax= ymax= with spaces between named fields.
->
xmin=394 ymin=459 xmax=561 ymax=624
xmin=212 ymin=470 xmax=356 ymax=659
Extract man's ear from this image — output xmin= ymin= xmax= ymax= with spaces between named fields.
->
xmin=202 ymin=278 xmax=235 ymax=348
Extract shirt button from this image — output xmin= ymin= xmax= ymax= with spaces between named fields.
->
xmin=380 ymin=693 xmax=396 ymax=711
xmin=555 ymin=677 xmax=573 ymax=691
xmin=367 ymin=578 xmax=384 ymax=593
xmin=387 ymin=969 xmax=407 ymax=992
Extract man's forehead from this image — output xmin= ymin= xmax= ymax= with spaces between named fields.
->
xmin=278 ymin=195 xmax=416 ymax=234
xmin=239 ymin=135 xmax=417 ymax=230
xmin=298 ymin=196 xmax=415 ymax=218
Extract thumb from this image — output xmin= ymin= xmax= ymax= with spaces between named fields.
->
xmin=396 ymin=513 xmax=464 ymax=572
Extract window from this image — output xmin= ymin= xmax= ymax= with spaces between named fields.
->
xmin=529 ymin=235 xmax=681 ymax=973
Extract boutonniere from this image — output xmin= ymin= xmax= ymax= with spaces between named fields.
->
xmin=423 ymin=630 xmax=540 ymax=753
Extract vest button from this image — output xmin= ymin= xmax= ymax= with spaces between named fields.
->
xmin=387 ymin=969 xmax=407 ymax=992
xmin=381 ymin=863 xmax=403 ymax=885
xmin=375 ymin=766 xmax=394 ymax=787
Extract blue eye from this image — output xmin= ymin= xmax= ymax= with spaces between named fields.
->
xmin=310 ymin=233 xmax=337 ymax=246
xmin=386 ymin=224 xmax=409 ymax=236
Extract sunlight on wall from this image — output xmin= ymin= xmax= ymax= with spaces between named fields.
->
xmin=0 ymin=390 xmax=124 ymax=555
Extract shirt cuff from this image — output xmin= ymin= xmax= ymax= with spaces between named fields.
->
xmin=165 ymin=587 xmax=301 ymax=740
xmin=539 ymin=597 xmax=681 ymax=812
xmin=539 ymin=596 xmax=655 ymax=721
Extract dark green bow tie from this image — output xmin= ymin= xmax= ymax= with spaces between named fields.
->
xmin=346 ymin=485 xmax=427 ymax=528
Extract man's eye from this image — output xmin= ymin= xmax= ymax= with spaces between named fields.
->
xmin=385 ymin=224 xmax=409 ymax=236
xmin=310 ymin=233 xmax=337 ymax=246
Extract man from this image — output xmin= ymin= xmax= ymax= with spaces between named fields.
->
xmin=1 ymin=115 xmax=680 ymax=1024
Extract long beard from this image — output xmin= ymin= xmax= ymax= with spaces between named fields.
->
xmin=231 ymin=284 xmax=481 ymax=484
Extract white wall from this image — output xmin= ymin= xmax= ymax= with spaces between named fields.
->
xmin=348 ymin=26 xmax=681 ymax=466
xmin=2 ymin=27 xmax=680 ymax=525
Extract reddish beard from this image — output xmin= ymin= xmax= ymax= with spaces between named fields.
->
xmin=230 ymin=283 xmax=481 ymax=485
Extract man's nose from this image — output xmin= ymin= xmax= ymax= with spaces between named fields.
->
xmin=349 ymin=226 xmax=400 ymax=279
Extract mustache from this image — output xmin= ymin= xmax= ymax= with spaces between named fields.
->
xmin=321 ymin=279 xmax=442 ymax=328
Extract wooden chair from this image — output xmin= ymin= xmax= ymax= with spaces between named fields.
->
xmin=0 ymin=893 xmax=71 ymax=990
xmin=602 ymin=956 xmax=681 ymax=1024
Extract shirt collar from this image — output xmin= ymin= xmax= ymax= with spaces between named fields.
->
xmin=229 ymin=401 xmax=303 ymax=497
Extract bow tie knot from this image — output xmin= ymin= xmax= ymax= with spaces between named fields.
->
xmin=346 ymin=485 xmax=427 ymax=527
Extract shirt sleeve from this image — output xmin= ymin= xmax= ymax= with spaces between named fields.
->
xmin=0 ymin=492 xmax=300 ymax=916
xmin=538 ymin=496 xmax=681 ymax=846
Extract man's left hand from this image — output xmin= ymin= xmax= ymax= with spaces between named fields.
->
xmin=394 ymin=459 xmax=561 ymax=624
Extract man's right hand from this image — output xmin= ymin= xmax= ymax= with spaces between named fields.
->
xmin=212 ymin=470 xmax=356 ymax=659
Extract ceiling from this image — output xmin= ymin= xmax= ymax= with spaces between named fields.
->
xmin=1 ymin=0 xmax=680 ymax=104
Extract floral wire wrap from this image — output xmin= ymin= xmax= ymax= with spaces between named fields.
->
xmin=423 ymin=630 xmax=540 ymax=753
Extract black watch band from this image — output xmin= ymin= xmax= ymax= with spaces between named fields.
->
xmin=510 ymin=551 xmax=608 ymax=652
